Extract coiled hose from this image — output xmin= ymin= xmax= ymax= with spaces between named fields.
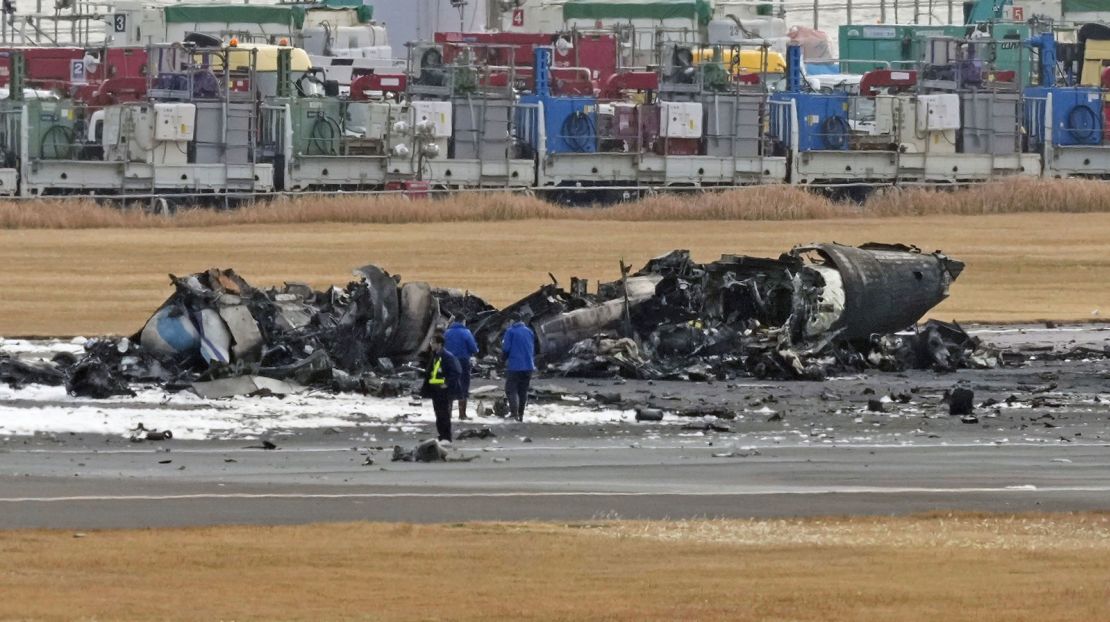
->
xmin=821 ymin=116 xmax=850 ymax=150
xmin=307 ymin=116 xmax=341 ymax=156
xmin=1067 ymin=105 xmax=1099 ymax=143
xmin=561 ymin=111 xmax=595 ymax=153
xmin=40 ymin=125 xmax=76 ymax=160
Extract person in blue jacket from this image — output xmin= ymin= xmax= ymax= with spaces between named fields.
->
xmin=501 ymin=313 xmax=536 ymax=421
xmin=421 ymin=333 xmax=463 ymax=442
xmin=443 ymin=320 xmax=479 ymax=420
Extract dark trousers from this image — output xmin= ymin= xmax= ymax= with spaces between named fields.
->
xmin=433 ymin=396 xmax=453 ymax=441
xmin=505 ymin=371 xmax=532 ymax=420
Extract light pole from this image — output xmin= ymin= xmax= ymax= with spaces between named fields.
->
xmin=451 ymin=0 xmax=468 ymax=31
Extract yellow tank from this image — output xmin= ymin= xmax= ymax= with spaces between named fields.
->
xmin=200 ymin=43 xmax=313 ymax=73
xmin=692 ymin=48 xmax=787 ymax=75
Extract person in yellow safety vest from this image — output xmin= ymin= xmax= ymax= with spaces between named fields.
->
xmin=421 ymin=333 xmax=463 ymax=442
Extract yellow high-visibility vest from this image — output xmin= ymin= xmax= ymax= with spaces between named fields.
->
xmin=428 ymin=357 xmax=445 ymax=385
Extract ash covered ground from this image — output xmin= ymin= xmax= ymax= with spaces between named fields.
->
xmin=1 ymin=325 xmax=1107 ymax=448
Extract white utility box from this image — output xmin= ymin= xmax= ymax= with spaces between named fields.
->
xmin=873 ymin=95 xmax=956 ymax=154
xmin=154 ymin=102 xmax=196 ymax=141
xmin=915 ymin=94 xmax=961 ymax=131
xmin=355 ymin=101 xmax=403 ymax=140
xmin=873 ymin=95 xmax=896 ymax=135
xmin=410 ymin=100 xmax=452 ymax=138
xmin=100 ymin=103 xmax=191 ymax=166
xmin=129 ymin=105 xmax=156 ymax=155
xmin=100 ymin=105 xmax=127 ymax=161
xmin=659 ymin=101 xmax=704 ymax=138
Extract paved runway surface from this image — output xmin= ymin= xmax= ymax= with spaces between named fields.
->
xmin=2 ymin=324 xmax=1108 ymax=529
xmin=2 ymin=440 xmax=1109 ymax=529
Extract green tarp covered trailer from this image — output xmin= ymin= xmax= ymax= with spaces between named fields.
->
xmin=563 ymin=0 xmax=712 ymax=24
xmin=316 ymin=0 xmax=374 ymax=20
xmin=163 ymin=6 xmax=307 ymax=29
xmin=162 ymin=4 xmax=374 ymax=31
xmin=1065 ymin=0 xmax=1110 ymax=12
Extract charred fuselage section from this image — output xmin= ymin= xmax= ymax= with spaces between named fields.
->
xmin=477 ymin=243 xmax=972 ymax=381
xmin=10 ymin=243 xmax=987 ymax=398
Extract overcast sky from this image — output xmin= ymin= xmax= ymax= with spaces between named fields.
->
xmin=372 ymin=2 xmax=419 ymax=56
xmin=374 ymin=0 xmax=489 ymax=56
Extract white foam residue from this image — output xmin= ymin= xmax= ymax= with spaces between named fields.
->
xmin=0 ymin=383 xmax=633 ymax=440
xmin=0 ymin=337 xmax=87 ymax=361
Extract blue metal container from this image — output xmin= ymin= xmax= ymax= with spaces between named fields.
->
xmin=518 ymin=94 xmax=598 ymax=154
xmin=769 ymin=93 xmax=851 ymax=152
xmin=1024 ymin=86 xmax=1104 ymax=148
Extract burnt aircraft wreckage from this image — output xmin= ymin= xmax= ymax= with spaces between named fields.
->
xmin=1 ymin=243 xmax=998 ymax=399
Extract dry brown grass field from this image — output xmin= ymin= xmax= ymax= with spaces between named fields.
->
xmin=1 ymin=178 xmax=1109 ymax=229
xmin=3 ymin=514 xmax=1109 ymax=621
xmin=2 ymin=183 xmax=1109 ymax=622
xmin=0 ymin=211 xmax=1106 ymax=335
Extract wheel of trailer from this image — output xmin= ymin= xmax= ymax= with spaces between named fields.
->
xmin=591 ymin=189 xmax=633 ymax=206
xmin=840 ymin=185 xmax=873 ymax=205
xmin=546 ymin=188 xmax=580 ymax=206
xmin=149 ymin=197 xmax=174 ymax=217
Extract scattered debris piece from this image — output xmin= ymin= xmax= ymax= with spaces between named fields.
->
xmin=391 ymin=439 xmax=447 ymax=463
xmin=593 ymin=392 xmax=623 ymax=405
xmin=192 ymin=377 xmax=301 ymax=400
xmin=456 ymin=427 xmax=496 ymax=441
xmin=635 ymin=407 xmax=665 ymax=422
xmin=128 ymin=423 xmax=173 ymax=443
xmin=682 ymin=421 xmax=732 ymax=433
xmin=712 ymin=448 xmax=761 ymax=458
xmin=67 ymin=356 xmax=135 ymax=399
xmin=677 ymin=406 xmax=735 ymax=419
xmin=245 ymin=440 xmax=278 ymax=450
xmin=446 ymin=454 xmax=481 ymax=463
xmin=0 ymin=354 xmax=65 ymax=388
xmin=949 ymin=387 xmax=975 ymax=416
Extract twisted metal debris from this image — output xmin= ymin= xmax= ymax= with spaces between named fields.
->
xmin=1 ymin=243 xmax=1008 ymax=398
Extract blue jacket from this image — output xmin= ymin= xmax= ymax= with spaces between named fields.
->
xmin=444 ymin=322 xmax=478 ymax=361
xmin=502 ymin=322 xmax=536 ymax=372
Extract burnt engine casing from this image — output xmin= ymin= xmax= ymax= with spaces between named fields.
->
xmin=790 ymin=243 xmax=965 ymax=340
